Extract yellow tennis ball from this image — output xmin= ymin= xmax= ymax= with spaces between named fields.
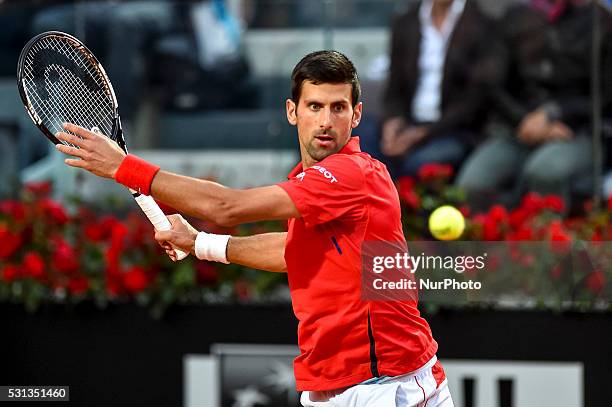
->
xmin=429 ymin=205 xmax=465 ymax=241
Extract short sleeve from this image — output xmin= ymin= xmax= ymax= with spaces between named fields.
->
xmin=277 ymin=155 xmax=366 ymax=227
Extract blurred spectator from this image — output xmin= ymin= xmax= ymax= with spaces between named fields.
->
xmin=456 ymin=0 xmax=612 ymax=212
xmin=156 ymin=0 xmax=257 ymax=112
xmin=362 ymin=0 xmax=499 ymax=179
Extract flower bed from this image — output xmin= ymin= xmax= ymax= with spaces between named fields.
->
xmin=1 ymin=165 xmax=610 ymax=315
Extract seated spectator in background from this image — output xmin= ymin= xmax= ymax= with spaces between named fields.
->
xmin=456 ymin=0 xmax=612 ymax=212
xmin=363 ymin=0 xmax=499 ymax=179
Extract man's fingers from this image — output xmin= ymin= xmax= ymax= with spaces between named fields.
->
xmin=62 ymin=122 xmax=96 ymax=139
xmin=155 ymin=230 xmax=173 ymax=242
xmin=56 ymin=131 xmax=88 ymax=148
xmin=155 ymin=238 xmax=171 ymax=250
xmin=166 ymin=249 xmax=177 ymax=261
xmin=56 ymin=143 xmax=85 ymax=158
xmin=167 ymin=214 xmax=181 ymax=227
xmin=64 ymin=158 xmax=88 ymax=168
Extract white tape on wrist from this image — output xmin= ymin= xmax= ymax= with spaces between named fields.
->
xmin=195 ymin=231 xmax=230 ymax=263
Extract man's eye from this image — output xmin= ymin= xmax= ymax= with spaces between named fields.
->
xmin=310 ymin=104 xmax=320 ymax=110
xmin=334 ymin=105 xmax=344 ymax=112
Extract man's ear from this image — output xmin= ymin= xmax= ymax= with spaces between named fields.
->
xmin=351 ymin=102 xmax=363 ymax=129
xmin=285 ymin=99 xmax=297 ymax=126
xmin=286 ymin=99 xmax=297 ymax=126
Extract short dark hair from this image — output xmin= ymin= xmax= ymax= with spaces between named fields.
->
xmin=291 ymin=50 xmax=361 ymax=107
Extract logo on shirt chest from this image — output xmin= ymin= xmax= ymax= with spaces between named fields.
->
xmin=311 ymin=166 xmax=338 ymax=183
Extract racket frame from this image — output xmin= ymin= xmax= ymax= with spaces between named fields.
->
xmin=17 ymin=31 xmax=187 ymax=261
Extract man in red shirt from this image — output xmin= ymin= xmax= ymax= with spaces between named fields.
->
xmin=56 ymin=50 xmax=453 ymax=406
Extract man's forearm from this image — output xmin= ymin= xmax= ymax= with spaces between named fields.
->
xmin=227 ymin=232 xmax=287 ymax=273
xmin=149 ymin=171 xmax=298 ymax=226
xmin=150 ymin=170 xmax=237 ymax=225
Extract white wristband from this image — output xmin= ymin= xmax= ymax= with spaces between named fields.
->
xmin=195 ymin=231 xmax=230 ymax=264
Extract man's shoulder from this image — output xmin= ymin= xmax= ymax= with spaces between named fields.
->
xmin=321 ymin=151 xmax=390 ymax=183
xmin=309 ymin=152 xmax=374 ymax=187
xmin=320 ymin=150 xmax=378 ymax=171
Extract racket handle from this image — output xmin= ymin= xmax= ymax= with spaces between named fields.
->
xmin=133 ymin=194 xmax=189 ymax=261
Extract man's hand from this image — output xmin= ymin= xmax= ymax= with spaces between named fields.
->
xmin=517 ymin=108 xmax=551 ymax=145
xmin=55 ymin=123 xmax=126 ymax=178
xmin=381 ymin=125 xmax=428 ymax=157
xmin=545 ymin=121 xmax=574 ymax=142
xmin=518 ymin=109 xmax=575 ymax=145
xmin=154 ymin=214 xmax=199 ymax=261
xmin=380 ymin=117 xmax=405 ymax=154
xmin=381 ymin=117 xmax=405 ymax=141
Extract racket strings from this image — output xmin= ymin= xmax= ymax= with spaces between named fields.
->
xmin=22 ymin=36 xmax=116 ymax=146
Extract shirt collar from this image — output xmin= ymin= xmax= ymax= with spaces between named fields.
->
xmin=419 ymin=0 xmax=466 ymax=39
xmin=287 ymin=136 xmax=361 ymax=178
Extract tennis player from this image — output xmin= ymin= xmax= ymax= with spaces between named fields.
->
xmin=55 ymin=50 xmax=453 ymax=407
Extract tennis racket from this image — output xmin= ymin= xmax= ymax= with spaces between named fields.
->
xmin=17 ymin=31 xmax=188 ymax=261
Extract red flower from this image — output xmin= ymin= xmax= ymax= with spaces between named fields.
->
xmin=68 ymin=276 xmax=89 ymax=295
xmin=417 ymin=163 xmax=453 ymax=182
xmin=0 ymin=200 xmax=27 ymax=222
xmin=483 ymin=218 xmax=502 ymax=240
xmin=0 ymin=226 xmax=24 ymax=260
xmin=125 ymin=213 xmax=152 ymax=248
xmin=398 ymin=176 xmax=415 ymax=191
xmin=196 ymin=262 xmax=219 ymax=286
xmin=84 ymin=215 xmax=122 ymax=243
xmin=549 ymin=220 xmax=571 ymax=254
xmin=123 ymin=266 xmax=149 ymax=294
xmin=105 ymin=246 xmax=121 ymax=275
xmin=509 ymin=225 xmax=534 ymax=241
xmin=585 ymin=270 xmax=605 ymax=294
xmin=25 ymin=181 xmax=51 ymax=196
xmin=459 ymin=206 xmax=470 ymax=218
xmin=482 ymin=205 xmax=508 ymax=240
xmin=397 ymin=177 xmax=421 ymax=209
xmin=1 ymin=264 xmax=20 ymax=282
xmin=51 ymin=237 xmax=79 ymax=274
xmin=543 ymin=195 xmax=565 ymax=213
xmin=84 ymin=224 xmax=105 ymax=242
xmin=521 ymin=192 xmax=544 ymax=214
xmin=470 ymin=213 xmax=487 ymax=239
xmin=110 ymin=222 xmax=129 ymax=249
xmin=38 ymin=198 xmax=69 ymax=225
xmin=396 ymin=177 xmax=421 ymax=209
xmin=489 ymin=205 xmax=508 ymax=222
xmin=509 ymin=208 xmax=530 ymax=230
xmin=607 ymin=194 xmax=612 ymax=212
xmin=23 ymin=251 xmax=45 ymax=279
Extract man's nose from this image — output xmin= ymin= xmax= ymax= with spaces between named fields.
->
xmin=319 ymin=108 xmax=332 ymax=129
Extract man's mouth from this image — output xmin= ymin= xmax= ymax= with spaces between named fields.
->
xmin=315 ymin=135 xmax=334 ymax=142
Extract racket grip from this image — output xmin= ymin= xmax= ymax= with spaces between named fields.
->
xmin=133 ymin=194 xmax=189 ymax=261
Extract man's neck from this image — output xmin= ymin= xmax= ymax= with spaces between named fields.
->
xmin=431 ymin=0 xmax=453 ymax=31
xmin=301 ymin=158 xmax=318 ymax=170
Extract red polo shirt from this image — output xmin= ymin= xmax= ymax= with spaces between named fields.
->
xmin=277 ymin=137 xmax=437 ymax=391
